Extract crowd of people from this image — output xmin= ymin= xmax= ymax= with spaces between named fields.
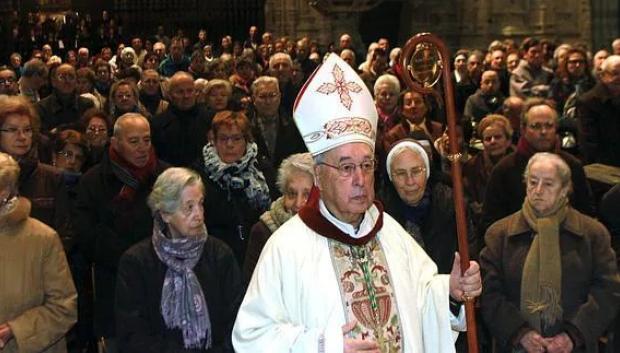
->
xmin=1 ymin=9 xmax=620 ymax=353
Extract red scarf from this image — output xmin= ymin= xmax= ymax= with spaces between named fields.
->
xmin=298 ymin=186 xmax=384 ymax=246
xmin=108 ymin=144 xmax=158 ymax=201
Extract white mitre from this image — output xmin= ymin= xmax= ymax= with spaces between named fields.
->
xmin=293 ymin=54 xmax=378 ymax=156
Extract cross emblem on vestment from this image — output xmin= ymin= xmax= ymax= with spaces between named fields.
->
xmin=315 ymin=64 xmax=363 ymax=110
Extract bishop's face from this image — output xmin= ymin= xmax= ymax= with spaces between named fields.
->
xmin=315 ymin=142 xmax=375 ymax=227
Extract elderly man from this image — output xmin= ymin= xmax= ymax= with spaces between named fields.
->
xmin=340 ymin=49 xmax=356 ymax=69
xmin=0 ymin=66 xmax=19 ymax=97
xmin=233 ymin=54 xmax=482 ymax=353
xmin=488 ymin=48 xmax=510 ymax=96
xmin=74 ymin=113 xmax=168 ymax=352
xmin=35 ymin=63 xmax=94 ymax=132
xmin=153 ymin=41 xmax=167 ymax=62
xmin=510 ymin=37 xmax=554 ymax=98
xmin=269 ymin=52 xmax=299 ymax=110
xmin=77 ymin=47 xmax=90 ymax=69
xmin=481 ymin=98 xmax=594 ymax=234
xmin=247 ymin=76 xmax=306 ymax=168
xmin=152 ymin=71 xmax=212 ymax=167
xmin=463 ymin=70 xmax=505 ymax=134
xmin=18 ymin=58 xmax=48 ymax=104
xmin=577 ymin=55 xmax=620 ymax=166
xmin=138 ymin=69 xmax=168 ymax=116
xmin=592 ymin=49 xmax=609 ymax=78
xmin=158 ymin=37 xmax=190 ymax=77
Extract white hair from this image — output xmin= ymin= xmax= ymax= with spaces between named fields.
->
xmin=147 ymin=167 xmax=204 ymax=214
xmin=386 ymin=140 xmax=430 ymax=181
xmin=373 ymin=74 xmax=400 ymax=97
xmin=251 ymin=76 xmax=279 ymax=94
xmin=276 ymin=153 xmax=315 ymax=194
xmin=524 ymin=152 xmax=572 ymax=190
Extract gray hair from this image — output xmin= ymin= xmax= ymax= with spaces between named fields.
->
xmin=268 ymin=52 xmax=292 ymax=70
xmin=113 ymin=113 xmax=149 ymax=137
xmin=147 ymin=167 xmax=204 ymax=214
xmin=276 ymin=153 xmax=315 ymax=194
xmin=0 ymin=152 xmax=20 ymax=193
xmin=524 ymin=152 xmax=572 ymax=190
xmin=204 ymin=78 xmax=232 ymax=96
xmin=373 ymin=74 xmax=400 ymax=97
xmin=251 ymin=76 xmax=279 ymax=94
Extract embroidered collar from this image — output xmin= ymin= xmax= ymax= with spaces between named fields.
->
xmin=298 ymin=187 xmax=384 ymax=245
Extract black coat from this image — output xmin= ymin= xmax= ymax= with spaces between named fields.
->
xmin=196 ymin=157 xmax=276 ymax=266
xmin=116 ymin=237 xmax=243 ymax=353
xmin=73 ymin=151 xmax=169 ymax=337
xmin=246 ymin=105 xmax=307 ymax=170
xmin=18 ymin=160 xmax=72 ymax=251
xmin=35 ymin=91 xmax=95 ymax=132
xmin=481 ymin=150 xmax=594 ymax=236
xmin=152 ymin=104 xmax=214 ymax=168
xmin=577 ymin=82 xmax=620 ymax=166
xmin=379 ymin=179 xmax=480 ymax=273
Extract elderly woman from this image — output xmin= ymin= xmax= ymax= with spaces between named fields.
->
xmin=106 ymin=79 xmax=150 ymax=121
xmin=51 ymin=129 xmax=89 ymax=175
xmin=0 ymin=95 xmax=71 ymax=248
xmin=0 ymin=152 xmax=77 ymax=353
xmin=77 ymin=67 xmax=106 ymax=109
xmin=81 ymin=108 xmax=111 ymax=166
xmin=202 ymin=79 xmax=232 ymax=113
xmin=463 ymin=114 xmax=514 ymax=227
xmin=115 ymin=167 xmax=242 ymax=353
xmin=374 ymin=74 xmax=401 ymax=139
xmin=243 ymin=152 xmax=314 ymax=280
xmin=480 ymin=152 xmax=620 ymax=353
xmin=196 ymin=110 xmax=275 ymax=265
xmin=379 ymin=139 xmax=478 ymax=273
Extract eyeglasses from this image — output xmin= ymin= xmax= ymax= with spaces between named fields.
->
xmin=216 ymin=134 xmax=245 ymax=144
xmin=527 ymin=122 xmax=555 ymax=131
xmin=0 ymin=127 xmax=33 ymax=136
xmin=392 ymin=166 xmax=426 ymax=180
xmin=0 ymin=78 xmax=16 ymax=84
xmin=87 ymin=126 xmax=107 ymax=134
xmin=57 ymin=150 xmax=85 ymax=162
xmin=319 ymin=159 xmax=376 ymax=178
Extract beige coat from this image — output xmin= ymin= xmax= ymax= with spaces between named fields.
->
xmin=0 ymin=198 xmax=77 ymax=353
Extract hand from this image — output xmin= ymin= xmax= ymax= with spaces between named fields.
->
xmin=449 ymin=252 xmax=482 ymax=302
xmin=520 ymin=330 xmax=547 ymax=353
xmin=544 ymin=333 xmax=573 ymax=353
xmin=342 ymin=320 xmax=380 ymax=353
xmin=0 ymin=324 xmax=13 ymax=349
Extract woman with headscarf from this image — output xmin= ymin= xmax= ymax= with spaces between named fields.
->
xmin=480 ymin=152 xmax=620 ymax=353
xmin=379 ymin=139 xmax=478 ymax=273
xmin=115 ymin=167 xmax=242 ymax=353
xmin=197 ymin=110 xmax=275 ymax=265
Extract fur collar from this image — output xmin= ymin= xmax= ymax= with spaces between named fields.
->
xmin=0 ymin=197 xmax=31 ymax=231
